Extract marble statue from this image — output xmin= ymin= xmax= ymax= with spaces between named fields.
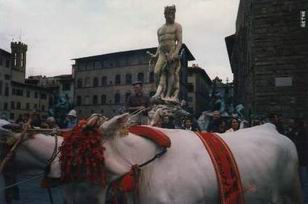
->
xmin=149 ymin=5 xmax=182 ymax=103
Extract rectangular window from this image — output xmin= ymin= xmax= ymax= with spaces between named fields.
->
xmin=35 ymin=92 xmax=38 ymax=98
xmin=101 ymin=95 xmax=106 ymax=104
xmin=4 ymin=74 xmax=10 ymax=80
xmin=85 ymin=77 xmax=90 ymax=87
xmin=77 ymin=96 xmax=82 ymax=106
xmin=0 ymin=81 xmax=2 ymax=95
xmin=5 ymin=86 xmax=9 ymax=96
xmin=16 ymin=102 xmax=21 ymax=109
xmin=77 ymin=79 xmax=83 ymax=88
xmin=78 ymin=63 xmax=86 ymax=71
xmin=15 ymin=89 xmax=23 ymax=96
xmin=84 ymin=96 xmax=90 ymax=105
xmin=101 ymin=77 xmax=107 ymax=86
xmin=10 ymin=101 xmax=15 ymax=109
xmin=5 ymin=60 xmax=10 ymax=68
xmin=10 ymin=113 xmax=14 ymax=120
xmin=86 ymin=62 xmax=93 ymax=70
xmin=95 ymin=61 xmax=101 ymax=69
xmin=3 ymin=102 xmax=8 ymax=110
xmin=26 ymin=90 xmax=30 ymax=97
xmin=40 ymin=93 xmax=47 ymax=99
xmin=62 ymin=83 xmax=71 ymax=91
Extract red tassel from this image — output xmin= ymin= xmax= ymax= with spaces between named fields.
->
xmin=120 ymin=174 xmax=135 ymax=192
xmin=59 ymin=121 xmax=107 ymax=187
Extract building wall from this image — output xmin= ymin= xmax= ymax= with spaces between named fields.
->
xmin=10 ymin=82 xmax=51 ymax=120
xmin=228 ymin=0 xmax=308 ymax=119
xmin=74 ymin=54 xmax=156 ymax=117
xmin=58 ymin=79 xmax=74 ymax=104
xmin=187 ymin=66 xmax=212 ymax=117
xmin=74 ymin=46 xmax=194 ymax=118
xmin=0 ymin=42 xmax=52 ymax=121
xmin=28 ymin=75 xmax=75 ymax=111
xmin=0 ymin=49 xmax=12 ymax=119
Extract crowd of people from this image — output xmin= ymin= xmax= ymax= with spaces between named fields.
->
xmin=12 ymin=109 xmax=79 ymax=130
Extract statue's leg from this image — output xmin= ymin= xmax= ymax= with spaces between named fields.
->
xmin=152 ymin=56 xmax=166 ymax=99
xmin=165 ymin=63 xmax=175 ymax=99
xmin=171 ymin=61 xmax=181 ymax=100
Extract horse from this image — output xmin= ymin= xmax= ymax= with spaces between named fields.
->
xmin=0 ymin=113 xmax=303 ymax=204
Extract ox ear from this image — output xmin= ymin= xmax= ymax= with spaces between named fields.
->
xmin=99 ymin=113 xmax=129 ymax=137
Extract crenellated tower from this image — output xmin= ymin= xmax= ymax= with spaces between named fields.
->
xmin=11 ymin=41 xmax=27 ymax=83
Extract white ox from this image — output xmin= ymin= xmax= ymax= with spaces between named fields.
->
xmin=0 ymin=114 xmax=302 ymax=204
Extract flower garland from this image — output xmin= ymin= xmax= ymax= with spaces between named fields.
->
xmin=59 ymin=121 xmax=107 ymax=186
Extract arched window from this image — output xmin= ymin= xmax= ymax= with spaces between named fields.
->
xmin=115 ymin=74 xmax=121 ymax=85
xmin=101 ymin=76 xmax=107 ymax=86
xmin=125 ymin=74 xmax=132 ymax=84
xmin=93 ymin=77 xmax=98 ymax=87
xmin=114 ymin=93 xmax=121 ymax=104
xmin=101 ymin=95 xmax=106 ymax=104
xmin=77 ymin=79 xmax=83 ymax=88
xmin=93 ymin=95 xmax=98 ymax=105
xmin=137 ymin=72 xmax=144 ymax=82
xmin=149 ymin=71 xmax=154 ymax=83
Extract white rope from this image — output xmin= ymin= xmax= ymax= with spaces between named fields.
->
xmin=0 ymin=172 xmax=45 ymax=191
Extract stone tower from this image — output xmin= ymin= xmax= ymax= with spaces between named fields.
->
xmin=11 ymin=41 xmax=27 ymax=83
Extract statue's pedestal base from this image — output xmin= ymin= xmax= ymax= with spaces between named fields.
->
xmin=148 ymin=99 xmax=190 ymax=127
xmin=150 ymin=97 xmax=179 ymax=106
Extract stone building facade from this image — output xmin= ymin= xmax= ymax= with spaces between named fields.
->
xmin=27 ymin=74 xmax=74 ymax=107
xmin=73 ymin=45 xmax=195 ymax=118
xmin=0 ymin=49 xmax=12 ymax=119
xmin=187 ymin=65 xmax=212 ymax=117
xmin=226 ymin=1 xmax=308 ymax=119
xmin=0 ymin=42 xmax=51 ymax=120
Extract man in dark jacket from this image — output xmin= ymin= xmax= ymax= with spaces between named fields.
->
xmin=126 ymin=81 xmax=150 ymax=124
xmin=207 ymin=111 xmax=222 ymax=132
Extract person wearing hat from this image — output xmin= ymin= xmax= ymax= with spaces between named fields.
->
xmin=64 ymin=109 xmax=78 ymax=129
xmin=126 ymin=81 xmax=150 ymax=124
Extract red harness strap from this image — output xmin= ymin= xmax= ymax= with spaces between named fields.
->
xmin=128 ymin=125 xmax=171 ymax=148
xmin=195 ymin=132 xmax=245 ymax=204
xmin=109 ymin=126 xmax=170 ymax=204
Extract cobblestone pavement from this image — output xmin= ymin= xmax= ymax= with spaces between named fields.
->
xmin=0 ymin=172 xmax=63 ymax=204
xmin=0 ymin=169 xmax=307 ymax=204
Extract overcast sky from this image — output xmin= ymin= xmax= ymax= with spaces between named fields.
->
xmin=0 ymin=0 xmax=239 ymax=81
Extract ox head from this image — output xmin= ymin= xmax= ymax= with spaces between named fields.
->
xmin=98 ymin=113 xmax=130 ymax=138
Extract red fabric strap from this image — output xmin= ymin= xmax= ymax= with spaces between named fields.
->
xmin=196 ymin=132 xmax=245 ymax=204
xmin=128 ymin=125 xmax=171 ymax=148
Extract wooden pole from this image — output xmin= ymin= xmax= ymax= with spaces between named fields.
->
xmin=0 ymin=119 xmax=31 ymax=174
